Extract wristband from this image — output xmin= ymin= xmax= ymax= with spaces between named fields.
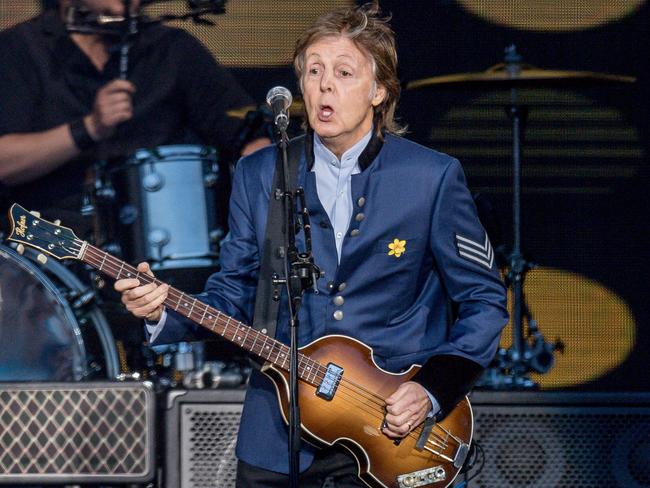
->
xmin=69 ymin=118 xmax=95 ymax=151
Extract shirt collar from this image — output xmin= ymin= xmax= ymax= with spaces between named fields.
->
xmin=313 ymin=129 xmax=372 ymax=170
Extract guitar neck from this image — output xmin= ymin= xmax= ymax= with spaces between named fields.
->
xmin=78 ymin=242 xmax=322 ymax=381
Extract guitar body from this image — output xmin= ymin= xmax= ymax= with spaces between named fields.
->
xmin=262 ymin=334 xmax=473 ymax=488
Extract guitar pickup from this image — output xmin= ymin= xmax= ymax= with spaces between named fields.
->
xmin=316 ymin=362 xmax=343 ymax=401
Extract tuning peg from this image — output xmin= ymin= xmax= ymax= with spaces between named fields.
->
xmin=54 ymin=219 xmax=61 ymax=225
xmin=30 ymin=210 xmax=41 ymax=218
xmin=16 ymin=244 xmax=25 ymax=255
xmin=36 ymin=253 xmax=48 ymax=265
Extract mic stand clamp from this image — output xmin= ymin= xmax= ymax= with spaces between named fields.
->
xmin=271 ymin=127 xmax=321 ymax=488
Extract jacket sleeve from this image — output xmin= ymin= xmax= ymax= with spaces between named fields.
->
xmin=412 ymin=158 xmax=509 ymax=418
xmin=150 ymin=155 xmax=263 ymax=345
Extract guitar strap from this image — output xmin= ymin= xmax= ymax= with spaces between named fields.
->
xmin=251 ymin=134 xmax=307 ymax=345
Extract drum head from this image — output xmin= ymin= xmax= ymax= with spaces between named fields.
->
xmin=0 ymin=246 xmax=87 ymax=381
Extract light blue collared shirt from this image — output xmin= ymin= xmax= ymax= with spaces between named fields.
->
xmin=312 ymin=130 xmax=371 ymax=262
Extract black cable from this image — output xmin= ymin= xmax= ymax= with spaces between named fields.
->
xmin=464 ymin=442 xmax=486 ymax=486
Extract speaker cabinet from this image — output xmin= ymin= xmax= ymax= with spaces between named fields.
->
xmin=165 ymin=389 xmax=245 ymax=488
xmin=0 ymin=382 xmax=155 ymax=484
xmin=469 ymin=391 xmax=650 ymax=488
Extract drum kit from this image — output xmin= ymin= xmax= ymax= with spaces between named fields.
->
xmin=0 ymin=44 xmax=635 ymax=391
xmin=0 ymin=0 xmax=247 ymax=389
xmin=0 ymin=142 xmax=238 ymax=388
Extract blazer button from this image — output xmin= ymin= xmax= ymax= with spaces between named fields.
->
xmin=350 ymin=229 xmax=360 ymax=237
xmin=326 ymin=281 xmax=335 ymax=292
xmin=338 ymin=282 xmax=347 ymax=291
xmin=333 ymin=295 xmax=344 ymax=306
xmin=333 ymin=310 xmax=344 ymax=321
xmin=355 ymin=213 xmax=365 ymax=222
xmin=357 ymin=197 xmax=366 ymax=207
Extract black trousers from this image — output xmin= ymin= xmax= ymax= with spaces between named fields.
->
xmin=236 ymin=446 xmax=366 ymax=488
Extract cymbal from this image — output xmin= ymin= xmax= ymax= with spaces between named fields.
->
xmin=226 ymin=98 xmax=305 ymax=119
xmin=406 ymin=63 xmax=636 ymax=90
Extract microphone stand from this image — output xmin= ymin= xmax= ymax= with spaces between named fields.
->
xmin=272 ymin=121 xmax=320 ymax=487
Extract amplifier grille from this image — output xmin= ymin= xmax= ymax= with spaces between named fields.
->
xmin=0 ymin=382 xmax=155 ymax=483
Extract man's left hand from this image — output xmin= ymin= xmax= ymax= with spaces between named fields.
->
xmin=382 ymin=381 xmax=432 ymax=439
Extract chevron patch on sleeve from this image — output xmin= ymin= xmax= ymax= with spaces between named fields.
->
xmin=455 ymin=232 xmax=494 ymax=270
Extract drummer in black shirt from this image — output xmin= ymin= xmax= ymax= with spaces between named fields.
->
xmin=0 ymin=0 xmax=269 ymax=370
xmin=0 ymin=0 xmax=268 ymax=229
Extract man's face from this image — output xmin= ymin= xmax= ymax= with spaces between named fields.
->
xmin=301 ymin=35 xmax=386 ymax=156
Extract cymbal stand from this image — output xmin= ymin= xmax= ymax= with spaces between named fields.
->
xmin=504 ymin=45 xmax=530 ymax=387
xmin=500 ymin=45 xmax=560 ymax=388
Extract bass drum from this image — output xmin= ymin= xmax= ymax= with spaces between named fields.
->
xmin=0 ymin=245 xmax=120 ymax=381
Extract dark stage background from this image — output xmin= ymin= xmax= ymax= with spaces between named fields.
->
xmin=1 ymin=0 xmax=649 ymax=391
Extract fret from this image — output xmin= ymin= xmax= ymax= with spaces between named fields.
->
xmin=249 ymin=330 xmax=258 ymax=354
xmin=298 ymin=357 xmax=308 ymax=381
xmin=187 ymin=298 xmax=196 ymax=318
xmin=117 ymin=261 xmax=124 ymax=279
xmin=261 ymin=337 xmax=273 ymax=360
xmin=207 ymin=311 xmax=217 ymax=331
xmin=239 ymin=325 xmax=250 ymax=349
xmin=99 ymin=252 xmax=106 ymax=271
xmin=173 ymin=292 xmax=182 ymax=311
xmin=199 ymin=306 xmax=208 ymax=325
xmin=225 ymin=317 xmax=232 ymax=339
xmin=282 ymin=350 xmax=289 ymax=370
xmin=308 ymin=361 xmax=317 ymax=384
xmin=122 ymin=264 xmax=134 ymax=279
xmin=275 ymin=344 xmax=285 ymax=367
xmin=233 ymin=323 xmax=243 ymax=345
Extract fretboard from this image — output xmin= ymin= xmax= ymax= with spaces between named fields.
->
xmin=78 ymin=242 xmax=325 ymax=384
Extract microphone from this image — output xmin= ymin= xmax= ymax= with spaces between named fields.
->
xmin=266 ymin=86 xmax=293 ymax=131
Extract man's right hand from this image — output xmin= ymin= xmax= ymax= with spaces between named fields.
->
xmin=85 ymin=79 xmax=136 ymax=141
xmin=114 ymin=262 xmax=169 ymax=323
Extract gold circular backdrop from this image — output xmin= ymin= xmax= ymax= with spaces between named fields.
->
xmin=455 ymin=0 xmax=646 ymax=32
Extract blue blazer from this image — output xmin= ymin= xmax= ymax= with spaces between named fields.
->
xmin=153 ymin=133 xmax=508 ymax=473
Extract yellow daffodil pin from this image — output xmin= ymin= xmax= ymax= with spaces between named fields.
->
xmin=388 ymin=238 xmax=406 ymax=258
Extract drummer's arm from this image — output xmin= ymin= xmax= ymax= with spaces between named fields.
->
xmin=0 ymin=79 xmax=134 ymax=185
xmin=0 ymin=125 xmax=84 ymax=185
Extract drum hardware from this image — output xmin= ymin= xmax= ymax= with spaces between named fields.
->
xmin=116 ymin=371 xmax=143 ymax=381
xmin=83 ymin=158 xmax=124 ymax=261
xmin=0 ymin=244 xmax=120 ymax=381
xmin=183 ymin=361 xmax=248 ymax=389
xmin=407 ymin=46 xmax=635 ymax=389
xmin=142 ymin=168 xmax=164 ymax=192
xmin=526 ymin=320 xmax=564 ymax=375
xmin=64 ymin=0 xmax=227 ymax=37
xmin=146 ymin=341 xmax=248 ymax=389
xmin=65 ymin=286 xmax=97 ymax=310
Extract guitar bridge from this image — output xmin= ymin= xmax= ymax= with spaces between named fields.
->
xmin=315 ymin=362 xmax=343 ymax=401
xmin=397 ymin=465 xmax=446 ymax=487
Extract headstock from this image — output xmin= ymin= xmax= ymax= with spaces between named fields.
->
xmin=6 ymin=203 xmax=82 ymax=261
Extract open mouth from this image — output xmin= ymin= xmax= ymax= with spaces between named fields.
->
xmin=318 ymin=105 xmax=334 ymax=120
